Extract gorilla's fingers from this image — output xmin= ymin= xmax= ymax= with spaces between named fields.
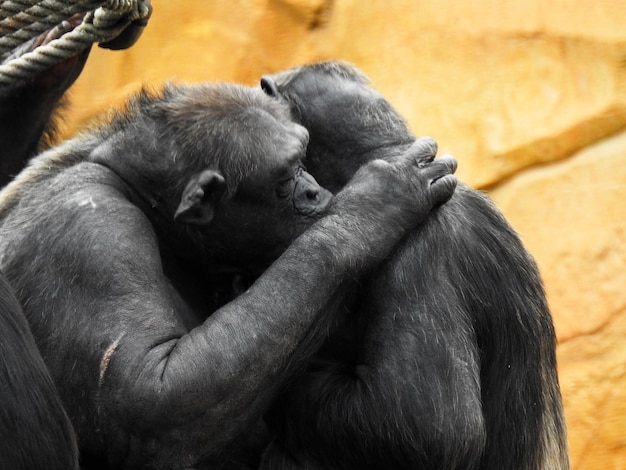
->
xmin=407 ymin=137 xmax=438 ymax=166
xmin=430 ymin=174 xmax=457 ymax=205
xmin=99 ymin=1 xmax=153 ymax=50
xmin=425 ymin=154 xmax=458 ymax=205
xmin=39 ymin=13 xmax=86 ymax=47
xmin=428 ymin=154 xmax=458 ymax=179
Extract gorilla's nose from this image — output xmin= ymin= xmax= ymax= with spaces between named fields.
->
xmin=295 ymin=171 xmax=332 ymax=215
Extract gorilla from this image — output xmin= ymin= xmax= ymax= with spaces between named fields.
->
xmin=0 ymin=10 xmax=149 ymax=470
xmin=259 ymin=61 xmax=569 ymax=470
xmin=0 ymin=82 xmax=456 ymax=469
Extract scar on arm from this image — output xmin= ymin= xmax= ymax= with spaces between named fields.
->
xmin=99 ymin=334 xmax=124 ymax=387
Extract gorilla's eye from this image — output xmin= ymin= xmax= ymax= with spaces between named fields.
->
xmin=276 ymin=167 xmax=304 ymax=198
xmin=276 ymin=177 xmax=294 ymax=198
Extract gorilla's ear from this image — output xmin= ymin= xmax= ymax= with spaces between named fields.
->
xmin=260 ymin=76 xmax=279 ymax=97
xmin=174 ymin=169 xmax=226 ymax=226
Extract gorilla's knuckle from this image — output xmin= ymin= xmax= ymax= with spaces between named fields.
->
xmin=438 ymin=154 xmax=459 ymax=173
xmin=409 ymin=136 xmax=438 ymax=162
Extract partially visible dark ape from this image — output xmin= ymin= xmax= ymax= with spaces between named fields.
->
xmin=0 ymin=5 xmax=151 ymax=187
xmin=260 ymin=61 xmax=569 ymax=470
xmin=0 ymin=8 xmax=151 ymax=467
xmin=0 ymin=273 xmax=79 ymax=470
xmin=0 ymin=82 xmax=456 ymax=469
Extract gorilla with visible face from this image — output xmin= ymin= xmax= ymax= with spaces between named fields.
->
xmin=259 ymin=61 xmax=569 ymax=470
xmin=0 ymin=81 xmax=456 ymax=469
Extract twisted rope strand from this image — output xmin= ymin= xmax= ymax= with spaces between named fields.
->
xmin=0 ymin=0 xmax=149 ymax=89
xmin=0 ymin=1 xmax=103 ymax=54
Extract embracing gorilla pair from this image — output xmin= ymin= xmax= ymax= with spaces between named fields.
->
xmin=0 ymin=76 xmax=455 ymax=468
xmin=0 ymin=60 xmax=568 ymax=469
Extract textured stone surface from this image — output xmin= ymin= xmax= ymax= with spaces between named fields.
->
xmin=55 ymin=1 xmax=626 ymax=468
xmin=490 ymin=132 xmax=626 ymax=342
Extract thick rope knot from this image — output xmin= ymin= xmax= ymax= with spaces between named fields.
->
xmin=0 ymin=0 xmax=151 ymax=89
xmin=93 ymin=0 xmax=148 ymax=30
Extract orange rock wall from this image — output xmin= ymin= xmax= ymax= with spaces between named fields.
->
xmin=62 ymin=1 xmax=626 ymax=467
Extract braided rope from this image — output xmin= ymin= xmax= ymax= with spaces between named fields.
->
xmin=0 ymin=0 xmax=150 ymax=89
xmin=0 ymin=1 xmax=103 ymax=56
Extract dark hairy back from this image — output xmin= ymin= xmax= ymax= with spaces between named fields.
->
xmin=260 ymin=61 xmax=569 ymax=470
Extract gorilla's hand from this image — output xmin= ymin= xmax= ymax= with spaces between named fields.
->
xmin=2 ymin=14 xmax=91 ymax=95
xmin=334 ymin=136 xmax=457 ymax=233
xmin=396 ymin=136 xmax=458 ymax=208
xmin=320 ymin=136 xmax=456 ymax=269
xmin=99 ymin=0 xmax=153 ymax=50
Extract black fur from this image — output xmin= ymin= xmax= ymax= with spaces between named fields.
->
xmin=259 ymin=61 xmax=569 ymax=470
xmin=0 ymin=272 xmax=79 ymax=469
xmin=0 ymin=82 xmax=455 ymax=469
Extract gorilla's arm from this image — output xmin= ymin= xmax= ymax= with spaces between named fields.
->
xmin=0 ymin=16 xmax=93 ymax=186
xmin=0 ymin=7 xmax=151 ymax=187
xmin=1 ymin=140 xmax=455 ymax=468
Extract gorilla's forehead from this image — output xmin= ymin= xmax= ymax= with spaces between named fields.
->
xmin=248 ymin=118 xmax=308 ymax=175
